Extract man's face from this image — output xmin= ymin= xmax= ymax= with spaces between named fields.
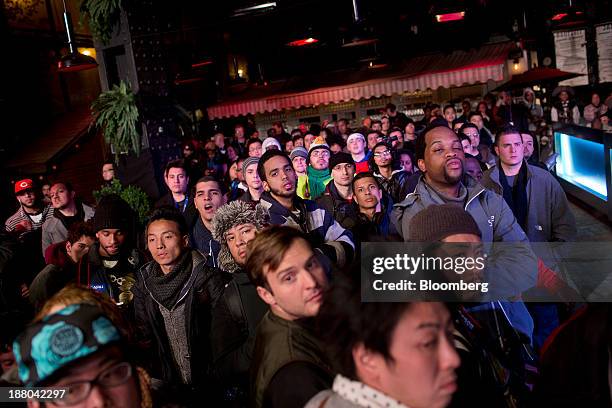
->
xmin=405 ymin=122 xmax=415 ymax=135
xmin=330 ymin=143 xmax=343 ymax=154
xmin=464 ymin=158 xmax=483 ymax=182
xmin=66 ymin=235 xmax=95 ymax=263
xmin=461 ymin=139 xmax=472 ymax=154
xmin=370 ymin=303 xmax=459 ymax=408
xmin=399 ymin=154 xmax=413 ymax=173
xmin=194 ymin=181 xmax=226 ymax=223
xmin=33 ymin=346 xmax=139 ymax=408
xmin=214 ymin=133 xmax=225 ymax=147
xmin=462 ymin=101 xmax=471 ymax=113
xmin=102 ymin=164 xmax=115 ymax=182
xmin=42 ymin=185 xmax=51 ymax=200
xmin=559 ymin=91 xmax=569 ymax=102
xmin=331 ymin=163 xmax=355 ymax=187
xmin=285 ymin=140 xmax=294 ymax=153
xmin=502 ymin=91 xmax=512 ymax=105
xmin=244 ymin=163 xmax=262 ymax=190
xmin=362 ymin=117 xmax=372 ymax=128
xmin=294 ymin=138 xmax=304 ymax=148
xmin=263 ymin=156 xmax=297 ymax=199
xmin=50 ymin=184 xmax=74 ymax=210
xmin=462 ymin=127 xmax=480 ymax=147
xmin=419 ymin=127 xmax=464 ymax=187
xmin=292 ymin=156 xmax=307 ymax=174
xmin=304 ymin=134 xmax=315 ymax=150
xmin=338 ymin=121 xmax=348 ymax=134
xmin=183 ymin=145 xmax=193 ymax=158
xmin=373 ymin=145 xmax=393 ymax=168
xmin=525 ymin=92 xmax=534 ymax=103
xmin=367 ymin=132 xmax=380 ymax=149
xmin=16 ymin=190 xmax=36 ymax=209
xmin=371 ymin=122 xmax=382 ymax=132
xmin=353 ymin=177 xmax=381 ymax=210
xmin=381 ymin=117 xmax=390 ymax=131
xmin=235 ymin=125 xmax=245 ymax=139
xmin=443 ymin=108 xmax=456 ymax=123
xmin=310 ymin=149 xmax=330 ymax=171
xmin=469 ymin=115 xmax=483 ymax=130
xmin=258 ymin=238 xmax=327 ymax=320
xmin=495 ymin=133 xmax=524 ymax=167
xmin=522 ymin=133 xmax=535 ymax=159
xmin=348 ymin=137 xmax=365 ymax=155
xmin=96 ymin=229 xmax=125 ymax=257
xmin=164 ymin=168 xmax=189 ymax=195
xmin=592 ymin=93 xmax=600 ymax=106
xmin=225 ymin=223 xmax=257 ymax=266
xmin=273 ymin=124 xmax=283 ymax=135
xmin=147 ymin=219 xmax=187 ymax=271
xmin=248 ymin=141 xmax=263 ymax=158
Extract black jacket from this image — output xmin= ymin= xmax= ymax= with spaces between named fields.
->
xmin=374 ymin=170 xmax=410 ymax=203
xmin=315 ymin=182 xmax=358 ymax=230
xmin=155 ymin=193 xmax=198 ymax=229
xmin=352 ymin=194 xmax=401 ymax=243
xmin=133 ymin=250 xmax=229 ymax=401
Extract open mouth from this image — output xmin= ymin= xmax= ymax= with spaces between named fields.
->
xmin=283 ymin=183 xmax=293 ymax=190
xmin=204 ymin=204 xmax=213 ymax=211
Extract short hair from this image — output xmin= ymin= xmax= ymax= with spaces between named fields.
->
xmin=468 ymin=112 xmax=483 ymax=121
xmin=272 ymin=121 xmax=283 ymax=128
xmin=246 ymin=138 xmax=262 ymax=149
xmin=366 ymin=129 xmax=383 ymax=138
xmin=51 ymin=181 xmax=73 ymax=192
xmin=459 ymin=122 xmax=479 ymax=134
xmin=337 ymin=118 xmax=349 ymax=125
xmin=257 ymin=149 xmax=291 ymax=182
xmin=458 ymin=133 xmax=471 ymax=143
xmin=352 ymin=171 xmax=381 ymax=191
xmin=443 ymin=104 xmax=456 ymax=113
xmin=385 ymin=103 xmax=397 ymax=112
xmin=246 ymin=226 xmax=310 ymax=289
xmin=371 ymin=120 xmax=382 ymax=128
xmin=164 ymin=159 xmax=187 ymax=178
xmin=145 ymin=207 xmax=188 ymax=237
xmin=415 ymin=124 xmax=458 ymax=161
xmin=193 ymin=176 xmax=226 ymax=195
xmin=316 ymin=273 xmax=414 ymax=379
xmin=495 ymin=125 xmax=523 ymax=146
xmin=102 ymin=160 xmax=114 ymax=167
xmin=66 ymin=221 xmax=95 ymax=244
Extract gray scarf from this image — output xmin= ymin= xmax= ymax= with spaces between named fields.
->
xmin=147 ymin=251 xmax=193 ymax=309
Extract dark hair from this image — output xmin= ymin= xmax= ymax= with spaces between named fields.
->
xmin=366 ymin=129 xmax=383 ymax=138
xmin=317 ymin=273 xmax=414 ymax=379
xmin=193 ymin=176 xmax=226 ymax=195
xmin=272 ymin=121 xmax=283 ymax=128
xmin=257 ymin=149 xmax=291 ymax=182
xmin=337 ymin=118 xmax=349 ymax=125
xmin=164 ymin=159 xmax=187 ymax=178
xmin=495 ymin=125 xmax=522 ymax=146
xmin=405 ymin=117 xmax=414 ymax=125
xmin=102 ymin=160 xmax=114 ymax=167
xmin=51 ymin=181 xmax=74 ymax=192
xmin=459 ymin=122 xmax=479 ymax=134
xmin=443 ymin=105 xmax=456 ymax=113
xmin=468 ymin=112 xmax=483 ymax=121
xmin=385 ymin=103 xmax=397 ymax=112
xmin=327 ymin=135 xmax=346 ymax=149
xmin=371 ymin=120 xmax=382 ymax=128
xmin=145 ymin=207 xmax=188 ymax=237
xmin=458 ymin=133 xmax=471 ymax=143
xmin=352 ymin=171 xmax=381 ymax=190
xmin=245 ymin=226 xmax=310 ymax=289
xmin=266 ymin=128 xmax=276 ymax=139
xmin=320 ymin=128 xmax=333 ymax=140
xmin=66 ymin=221 xmax=95 ymax=244
xmin=415 ymin=124 xmax=459 ymax=161
xmin=368 ymin=142 xmax=394 ymax=174
xmin=246 ymin=138 xmax=262 ymax=150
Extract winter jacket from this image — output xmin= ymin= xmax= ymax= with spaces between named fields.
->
xmin=352 ymin=194 xmax=400 ymax=243
xmin=133 ymin=249 xmax=229 ymax=401
xmin=190 ymin=217 xmax=221 ymax=269
xmin=236 ymin=188 xmax=260 ymax=204
xmin=481 ymin=162 xmax=576 ymax=243
xmin=210 ymin=269 xmax=267 ymax=404
xmin=77 ymin=243 xmax=141 ymax=306
xmin=251 ymin=312 xmax=333 ymax=408
xmin=315 ymin=182 xmax=358 ymax=230
xmin=374 ymin=169 xmax=410 ymax=203
xmin=391 ymin=176 xmax=537 ymax=297
xmin=258 ymin=192 xmax=355 ymax=268
xmin=155 ymin=193 xmax=198 ymax=229
xmin=41 ymin=203 xmax=94 ymax=257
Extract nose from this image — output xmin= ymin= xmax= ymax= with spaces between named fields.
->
xmin=440 ymin=334 xmax=461 ymax=371
xmin=85 ymin=384 xmax=106 ymax=408
xmin=301 ymin=269 xmax=317 ymax=290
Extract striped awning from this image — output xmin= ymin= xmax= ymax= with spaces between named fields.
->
xmin=208 ymin=42 xmax=512 ymax=119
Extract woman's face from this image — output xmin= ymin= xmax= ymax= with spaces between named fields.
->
xmin=399 ymin=153 xmax=413 ymax=173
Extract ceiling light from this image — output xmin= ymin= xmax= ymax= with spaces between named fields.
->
xmin=287 ymin=37 xmax=319 ymax=47
xmin=435 ymin=11 xmax=465 ymax=23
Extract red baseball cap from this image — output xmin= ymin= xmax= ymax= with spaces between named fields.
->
xmin=14 ymin=179 xmax=34 ymax=194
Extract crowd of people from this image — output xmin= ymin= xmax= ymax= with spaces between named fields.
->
xmin=1 ymin=86 xmax=611 ymax=408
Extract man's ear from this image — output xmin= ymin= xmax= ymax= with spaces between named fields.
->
xmin=262 ymin=180 xmax=270 ymax=192
xmin=417 ymin=158 xmax=427 ymax=173
xmin=182 ymin=234 xmax=189 ymax=248
xmin=494 ymin=145 xmax=499 ymax=157
xmin=352 ymin=343 xmax=383 ymax=383
xmin=65 ymin=241 xmax=72 ymax=255
xmin=256 ymin=285 xmax=275 ymax=306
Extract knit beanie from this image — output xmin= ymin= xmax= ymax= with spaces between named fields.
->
xmin=346 ymin=132 xmax=365 ymax=144
xmin=290 ymin=147 xmax=308 ymax=161
xmin=262 ymin=137 xmax=282 ymax=152
xmin=329 ymin=152 xmax=355 ymax=170
xmin=307 ymin=136 xmax=331 ymax=162
xmin=408 ymin=204 xmax=482 ymax=242
xmin=242 ymin=156 xmax=260 ymax=175
xmin=212 ymin=201 xmax=270 ymax=273
xmin=93 ymin=194 xmax=132 ymax=232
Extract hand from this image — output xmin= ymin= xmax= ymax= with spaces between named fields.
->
xmin=14 ymin=220 xmax=32 ymax=233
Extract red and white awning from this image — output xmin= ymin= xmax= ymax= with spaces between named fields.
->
xmin=207 ymin=43 xmax=511 ymax=119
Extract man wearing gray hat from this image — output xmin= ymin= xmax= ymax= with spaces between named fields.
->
xmin=238 ymin=157 xmax=263 ymax=203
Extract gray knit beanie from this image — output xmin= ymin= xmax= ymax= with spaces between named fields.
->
xmin=290 ymin=147 xmax=308 ymax=161
xmin=242 ymin=156 xmax=260 ymax=175
xmin=212 ymin=201 xmax=270 ymax=273
xmin=408 ymin=204 xmax=482 ymax=242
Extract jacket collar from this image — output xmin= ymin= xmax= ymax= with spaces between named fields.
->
xmin=394 ymin=174 xmax=486 ymax=209
xmin=488 ymin=160 xmax=532 ymax=186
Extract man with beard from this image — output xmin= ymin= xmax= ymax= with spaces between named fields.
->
xmin=304 ymin=137 xmax=333 ymax=200
xmin=190 ymin=177 xmax=226 ymax=268
xmin=369 ymin=142 xmax=409 ymax=203
xmin=258 ymin=150 xmax=354 ymax=268
xmin=41 ymin=181 xmax=94 ymax=256
xmin=392 ymin=124 xmax=538 ymax=340
xmin=77 ymin=195 xmax=140 ymax=307
xmin=6 ymin=179 xmax=54 ymax=239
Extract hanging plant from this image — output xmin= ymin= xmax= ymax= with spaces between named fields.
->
xmin=93 ymin=179 xmax=151 ymax=225
xmin=80 ymin=0 xmax=122 ymax=45
xmin=91 ymin=80 xmax=140 ymax=161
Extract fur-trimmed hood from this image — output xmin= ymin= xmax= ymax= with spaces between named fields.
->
xmin=212 ymin=201 xmax=270 ymax=273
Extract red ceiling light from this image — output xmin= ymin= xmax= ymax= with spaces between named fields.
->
xmin=435 ymin=11 xmax=465 ymax=23
xmin=191 ymin=60 xmax=214 ymax=68
xmin=287 ymin=37 xmax=319 ymax=47
xmin=551 ymin=13 xmax=568 ymax=21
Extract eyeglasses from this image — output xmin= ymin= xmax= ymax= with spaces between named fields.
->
xmin=311 ymin=150 xmax=330 ymax=159
xmin=373 ymin=150 xmax=391 ymax=157
xmin=53 ymin=362 xmax=133 ymax=406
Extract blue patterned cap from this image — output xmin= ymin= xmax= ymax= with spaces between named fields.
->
xmin=13 ymin=303 xmax=121 ymax=386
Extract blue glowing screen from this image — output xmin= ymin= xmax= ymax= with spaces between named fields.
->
xmin=554 ymin=132 xmax=607 ymax=201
